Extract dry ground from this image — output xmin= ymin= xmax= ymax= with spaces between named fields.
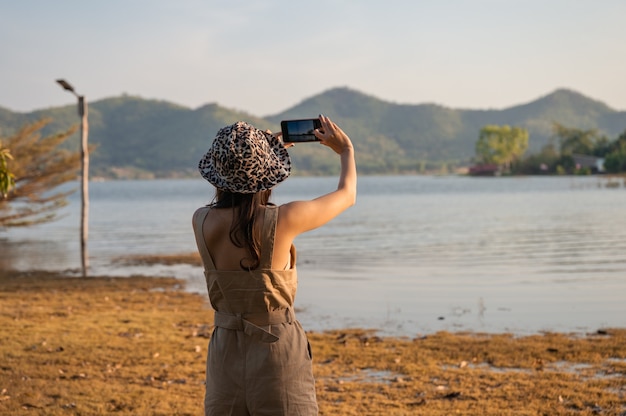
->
xmin=1 ymin=269 xmax=625 ymax=415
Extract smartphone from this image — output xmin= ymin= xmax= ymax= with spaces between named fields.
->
xmin=280 ymin=118 xmax=322 ymax=143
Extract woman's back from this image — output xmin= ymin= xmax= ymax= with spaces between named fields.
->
xmin=197 ymin=205 xmax=294 ymax=271
xmin=194 ymin=205 xmax=297 ymax=315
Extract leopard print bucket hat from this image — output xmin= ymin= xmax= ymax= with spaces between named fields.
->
xmin=199 ymin=121 xmax=291 ymax=193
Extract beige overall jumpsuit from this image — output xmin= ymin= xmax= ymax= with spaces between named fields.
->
xmin=193 ymin=205 xmax=318 ymax=416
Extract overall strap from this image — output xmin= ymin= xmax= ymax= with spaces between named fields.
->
xmin=193 ymin=207 xmax=216 ymax=270
xmin=260 ymin=205 xmax=278 ymax=269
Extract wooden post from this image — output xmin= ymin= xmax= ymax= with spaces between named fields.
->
xmin=78 ymin=96 xmax=89 ymax=277
xmin=56 ymin=80 xmax=90 ymax=277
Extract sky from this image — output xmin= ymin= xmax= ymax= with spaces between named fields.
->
xmin=1 ymin=0 xmax=625 ymax=116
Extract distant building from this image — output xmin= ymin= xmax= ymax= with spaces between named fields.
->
xmin=572 ymin=154 xmax=605 ymax=173
xmin=468 ymin=164 xmax=500 ymax=176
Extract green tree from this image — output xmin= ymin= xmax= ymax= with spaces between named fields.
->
xmin=0 ymin=119 xmax=80 ymax=228
xmin=0 ymin=141 xmax=15 ymax=198
xmin=552 ymin=123 xmax=605 ymax=156
xmin=603 ymin=130 xmax=626 ymax=173
xmin=476 ymin=125 xmax=529 ymax=171
xmin=608 ymin=129 xmax=626 ymax=153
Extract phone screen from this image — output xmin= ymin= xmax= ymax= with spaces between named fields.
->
xmin=281 ymin=119 xmax=322 ymax=142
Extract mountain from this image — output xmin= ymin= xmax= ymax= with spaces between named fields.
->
xmin=1 ymin=88 xmax=625 ymax=177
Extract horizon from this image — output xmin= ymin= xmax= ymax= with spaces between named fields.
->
xmin=1 ymin=1 xmax=625 ymax=115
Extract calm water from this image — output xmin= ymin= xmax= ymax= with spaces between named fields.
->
xmin=1 ymin=175 xmax=625 ymax=336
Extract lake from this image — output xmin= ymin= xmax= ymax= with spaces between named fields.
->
xmin=1 ymin=175 xmax=625 ymax=336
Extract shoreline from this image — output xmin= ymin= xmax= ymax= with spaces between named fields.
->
xmin=1 ymin=269 xmax=625 ymax=415
xmin=112 ymin=253 xmax=626 ymax=337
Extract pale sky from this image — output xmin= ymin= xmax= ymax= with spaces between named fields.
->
xmin=1 ymin=0 xmax=625 ymax=116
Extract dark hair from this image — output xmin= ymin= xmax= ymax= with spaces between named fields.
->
xmin=210 ymin=189 xmax=272 ymax=270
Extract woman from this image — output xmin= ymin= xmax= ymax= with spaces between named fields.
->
xmin=192 ymin=115 xmax=356 ymax=415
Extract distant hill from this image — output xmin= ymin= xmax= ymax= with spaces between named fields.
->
xmin=268 ymin=87 xmax=626 ymax=173
xmin=1 ymin=88 xmax=625 ymax=177
xmin=0 ymin=96 xmax=274 ymax=178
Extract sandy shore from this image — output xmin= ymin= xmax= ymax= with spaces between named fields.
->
xmin=1 ymin=269 xmax=625 ymax=415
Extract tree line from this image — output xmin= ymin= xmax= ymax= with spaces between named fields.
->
xmin=474 ymin=124 xmax=626 ymax=175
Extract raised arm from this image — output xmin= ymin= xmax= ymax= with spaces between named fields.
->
xmin=278 ymin=115 xmax=357 ymax=239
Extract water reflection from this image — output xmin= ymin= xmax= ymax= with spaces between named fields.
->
xmin=0 ymin=238 xmax=76 ymax=271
